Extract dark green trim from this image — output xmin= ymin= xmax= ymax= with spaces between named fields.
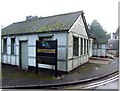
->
xmin=38 ymin=34 xmax=53 ymax=38
xmin=2 ymin=29 xmax=68 ymax=37
xmin=28 ymin=56 xmax=36 ymax=58
xmin=2 ymin=53 xmax=18 ymax=56
xmin=58 ymin=59 xmax=66 ymax=61
xmin=66 ymin=33 xmax=68 ymax=71
xmin=1 ymin=53 xmax=8 ymax=55
xmin=68 ymin=54 xmax=89 ymax=61
xmin=28 ymin=45 xmax=36 ymax=47
xmin=58 ymin=45 xmax=68 ymax=47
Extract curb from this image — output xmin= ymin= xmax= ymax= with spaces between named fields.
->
xmin=2 ymin=70 xmax=118 ymax=89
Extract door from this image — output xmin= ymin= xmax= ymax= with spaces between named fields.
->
xmin=20 ymin=41 xmax=28 ymax=69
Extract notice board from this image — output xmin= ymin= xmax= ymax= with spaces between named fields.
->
xmin=36 ymin=39 xmax=58 ymax=77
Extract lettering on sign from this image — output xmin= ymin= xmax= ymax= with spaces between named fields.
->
xmin=37 ymin=49 xmax=55 ymax=53
xmin=36 ymin=40 xmax=58 ymax=78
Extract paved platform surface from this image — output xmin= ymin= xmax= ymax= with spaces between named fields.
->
xmin=0 ymin=57 xmax=119 ymax=88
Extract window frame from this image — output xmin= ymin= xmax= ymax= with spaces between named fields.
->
xmin=84 ymin=39 xmax=86 ymax=54
xmin=3 ymin=38 xmax=7 ymax=54
xmin=11 ymin=38 xmax=15 ymax=54
xmin=73 ymin=36 xmax=79 ymax=56
xmin=81 ymin=38 xmax=83 ymax=55
xmin=97 ymin=44 xmax=101 ymax=49
xmin=87 ymin=40 xmax=89 ymax=53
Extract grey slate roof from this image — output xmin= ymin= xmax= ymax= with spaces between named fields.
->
xmin=2 ymin=11 xmax=83 ymax=36
xmin=107 ymin=40 xmax=119 ymax=50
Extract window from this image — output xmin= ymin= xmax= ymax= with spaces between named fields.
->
xmin=3 ymin=39 xmax=7 ymax=53
xmin=87 ymin=40 xmax=89 ymax=53
xmin=73 ymin=36 xmax=79 ymax=56
xmin=97 ymin=44 xmax=101 ymax=49
xmin=81 ymin=38 xmax=83 ymax=55
xmin=39 ymin=37 xmax=43 ymax=41
xmin=92 ymin=44 xmax=94 ymax=49
xmin=11 ymin=38 xmax=15 ymax=54
xmin=84 ymin=39 xmax=86 ymax=54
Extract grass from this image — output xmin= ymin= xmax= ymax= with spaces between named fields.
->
xmin=2 ymin=64 xmax=55 ymax=80
xmin=2 ymin=62 xmax=103 ymax=80
xmin=2 ymin=71 xmax=54 ymax=80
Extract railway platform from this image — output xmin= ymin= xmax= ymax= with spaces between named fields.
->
xmin=1 ymin=57 xmax=119 ymax=89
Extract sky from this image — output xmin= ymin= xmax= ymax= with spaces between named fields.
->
xmin=0 ymin=0 xmax=119 ymax=34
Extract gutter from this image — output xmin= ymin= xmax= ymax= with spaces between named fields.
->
xmin=2 ymin=29 xmax=69 ymax=37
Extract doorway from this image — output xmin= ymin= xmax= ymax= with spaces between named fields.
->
xmin=19 ymin=41 xmax=28 ymax=69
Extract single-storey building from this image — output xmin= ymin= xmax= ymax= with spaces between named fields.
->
xmin=92 ymin=38 xmax=107 ymax=57
xmin=88 ymin=21 xmax=108 ymax=57
xmin=1 ymin=11 xmax=92 ymax=72
xmin=107 ymin=39 xmax=119 ymax=57
xmin=112 ymin=27 xmax=119 ymax=40
xmin=87 ymin=32 xmax=95 ymax=57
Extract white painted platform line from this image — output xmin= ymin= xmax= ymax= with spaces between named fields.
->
xmin=65 ymin=74 xmax=118 ymax=89
xmin=82 ymin=75 xmax=118 ymax=89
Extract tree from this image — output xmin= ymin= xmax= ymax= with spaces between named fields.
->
xmin=89 ymin=20 xmax=107 ymax=43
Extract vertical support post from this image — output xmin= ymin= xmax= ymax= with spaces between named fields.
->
xmin=55 ymin=39 xmax=58 ymax=78
xmin=35 ymin=40 xmax=38 ymax=75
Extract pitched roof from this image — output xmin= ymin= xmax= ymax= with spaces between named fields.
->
xmin=107 ymin=39 xmax=119 ymax=50
xmin=2 ymin=11 xmax=83 ymax=36
xmin=116 ymin=27 xmax=119 ymax=34
xmin=113 ymin=27 xmax=119 ymax=34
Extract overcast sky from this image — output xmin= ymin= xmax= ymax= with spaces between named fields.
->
xmin=0 ymin=0 xmax=119 ymax=33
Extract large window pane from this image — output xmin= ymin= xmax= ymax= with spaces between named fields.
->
xmin=11 ymin=38 xmax=15 ymax=54
xmin=87 ymin=40 xmax=89 ymax=53
xmin=73 ymin=36 xmax=79 ymax=56
xmin=81 ymin=38 xmax=83 ymax=55
xmin=3 ymin=39 xmax=7 ymax=53
xmin=84 ymin=39 xmax=86 ymax=54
